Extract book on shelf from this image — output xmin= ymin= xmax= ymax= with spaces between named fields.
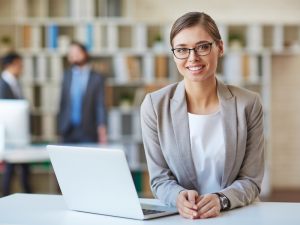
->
xmin=131 ymin=109 xmax=142 ymax=140
xmin=22 ymin=56 xmax=35 ymax=82
xmin=23 ymin=26 xmax=31 ymax=49
xmin=41 ymin=85 xmax=61 ymax=113
xmin=108 ymin=109 xmax=121 ymax=140
xmin=113 ymin=54 xmax=142 ymax=84
xmin=13 ymin=0 xmax=28 ymax=18
xmin=246 ymin=24 xmax=263 ymax=52
xmin=75 ymin=24 xmax=94 ymax=52
xmin=36 ymin=54 xmax=48 ymax=83
xmin=132 ymin=87 xmax=145 ymax=107
xmin=47 ymin=24 xmax=58 ymax=50
xmin=142 ymin=53 xmax=155 ymax=83
xmin=242 ymin=55 xmax=260 ymax=84
xmin=69 ymin=0 xmax=95 ymax=19
xmin=93 ymin=24 xmax=102 ymax=51
xmin=31 ymin=26 xmax=42 ymax=51
xmin=224 ymin=52 xmax=243 ymax=86
xmin=126 ymin=56 xmax=142 ymax=82
xmin=50 ymin=55 xmax=63 ymax=83
xmin=31 ymin=115 xmax=42 ymax=136
xmin=58 ymin=35 xmax=71 ymax=53
xmin=134 ymin=24 xmax=147 ymax=52
xmin=107 ymin=24 xmax=118 ymax=51
xmin=113 ymin=53 xmax=129 ymax=84
xmin=42 ymin=115 xmax=56 ymax=141
xmin=155 ymin=55 xmax=168 ymax=79
xmin=126 ymin=143 xmax=140 ymax=169
xmin=86 ymin=24 xmax=94 ymax=51
xmin=21 ymin=86 xmax=34 ymax=107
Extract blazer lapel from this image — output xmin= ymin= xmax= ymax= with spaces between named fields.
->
xmin=216 ymin=79 xmax=238 ymax=188
xmin=170 ymin=81 xmax=198 ymax=190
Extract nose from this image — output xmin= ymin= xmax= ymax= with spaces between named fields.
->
xmin=188 ymin=49 xmax=200 ymax=62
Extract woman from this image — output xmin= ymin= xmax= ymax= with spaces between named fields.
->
xmin=141 ymin=12 xmax=264 ymax=220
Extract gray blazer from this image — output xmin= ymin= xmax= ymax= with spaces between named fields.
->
xmin=141 ymin=79 xmax=264 ymax=209
xmin=0 ymin=79 xmax=17 ymax=99
xmin=57 ymin=69 xmax=106 ymax=140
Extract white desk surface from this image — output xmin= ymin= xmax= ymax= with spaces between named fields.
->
xmin=0 ymin=194 xmax=299 ymax=225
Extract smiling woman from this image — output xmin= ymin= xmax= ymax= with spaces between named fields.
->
xmin=141 ymin=12 xmax=264 ymax=220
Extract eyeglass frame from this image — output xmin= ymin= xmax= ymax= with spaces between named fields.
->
xmin=171 ymin=40 xmax=218 ymax=59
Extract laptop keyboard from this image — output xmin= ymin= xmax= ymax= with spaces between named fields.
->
xmin=142 ymin=209 xmax=166 ymax=215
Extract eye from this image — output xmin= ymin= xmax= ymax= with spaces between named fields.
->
xmin=197 ymin=44 xmax=209 ymax=50
xmin=176 ymin=48 xmax=188 ymax=53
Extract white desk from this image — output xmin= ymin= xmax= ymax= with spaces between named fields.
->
xmin=0 ymin=194 xmax=299 ymax=225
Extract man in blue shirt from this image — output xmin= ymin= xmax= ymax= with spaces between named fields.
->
xmin=57 ymin=42 xmax=107 ymax=143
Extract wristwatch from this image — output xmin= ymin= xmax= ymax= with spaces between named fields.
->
xmin=213 ymin=193 xmax=229 ymax=210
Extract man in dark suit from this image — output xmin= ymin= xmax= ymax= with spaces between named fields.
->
xmin=57 ymin=42 xmax=107 ymax=143
xmin=0 ymin=53 xmax=31 ymax=196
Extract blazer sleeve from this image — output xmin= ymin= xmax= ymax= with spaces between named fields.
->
xmin=95 ymin=74 xmax=106 ymax=126
xmin=141 ymin=94 xmax=186 ymax=207
xmin=221 ymin=93 xmax=265 ymax=209
xmin=57 ymin=72 xmax=67 ymax=134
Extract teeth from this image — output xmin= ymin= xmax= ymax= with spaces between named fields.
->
xmin=189 ymin=66 xmax=203 ymax=71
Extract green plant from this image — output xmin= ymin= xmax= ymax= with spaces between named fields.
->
xmin=228 ymin=32 xmax=243 ymax=43
xmin=154 ymin=34 xmax=162 ymax=42
xmin=120 ymin=92 xmax=134 ymax=102
xmin=1 ymin=36 xmax=11 ymax=44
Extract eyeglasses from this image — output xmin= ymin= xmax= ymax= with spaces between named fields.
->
xmin=171 ymin=41 xmax=217 ymax=59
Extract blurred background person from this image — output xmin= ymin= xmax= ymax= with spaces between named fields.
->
xmin=0 ymin=53 xmax=31 ymax=196
xmin=57 ymin=42 xmax=107 ymax=144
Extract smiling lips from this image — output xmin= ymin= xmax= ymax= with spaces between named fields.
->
xmin=187 ymin=65 xmax=205 ymax=74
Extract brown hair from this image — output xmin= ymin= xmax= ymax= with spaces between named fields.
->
xmin=170 ymin=12 xmax=221 ymax=48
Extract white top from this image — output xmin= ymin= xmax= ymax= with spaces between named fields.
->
xmin=188 ymin=110 xmax=225 ymax=195
xmin=1 ymin=70 xmax=23 ymax=99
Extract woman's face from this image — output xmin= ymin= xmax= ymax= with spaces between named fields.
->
xmin=172 ymin=25 xmax=223 ymax=83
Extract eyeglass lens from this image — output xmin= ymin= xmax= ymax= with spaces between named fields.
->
xmin=174 ymin=44 xmax=211 ymax=59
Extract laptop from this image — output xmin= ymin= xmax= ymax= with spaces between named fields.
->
xmin=47 ymin=145 xmax=178 ymax=220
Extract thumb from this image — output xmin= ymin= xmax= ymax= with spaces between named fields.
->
xmin=188 ymin=190 xmax=198 ymax=204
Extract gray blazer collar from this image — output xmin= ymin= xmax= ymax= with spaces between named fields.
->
xmin=171 ymin=78 xmax=233 ymax=102
xmin=170 ymin=78 xmax=237 ymax=191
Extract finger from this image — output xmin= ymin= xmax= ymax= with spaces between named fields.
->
xmin=197 ymin=194 xmax=212 ymax=209
xmin=178 ymin=208 xmax=196 ymax=220
xmin=188 ymin=190 xmax=198 ymax=204
xmin=177 ymin=200 xmax=198 ymax=217
xmin=198 ymin=201 xmax=215 ymax=215
xmin=200 ymin=206 xmax=219 ymax=219
xmin=196 ymin=195 xmax=204 ymax=204
xmin=178 ymin=193 xmax=197 ymax=210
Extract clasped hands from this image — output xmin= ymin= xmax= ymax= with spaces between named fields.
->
xmin=175 ymin=190 xmax=221 ymax=219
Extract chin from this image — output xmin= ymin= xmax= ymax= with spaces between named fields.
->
xmin=185 ymin=73 xmax=212 ymax=83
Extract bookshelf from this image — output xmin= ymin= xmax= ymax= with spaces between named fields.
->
xmin=0 ymin=0 xmax=300 ymax=197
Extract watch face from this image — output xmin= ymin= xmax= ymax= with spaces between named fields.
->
xmin=221 ymin=196 xmax=228 ymax=209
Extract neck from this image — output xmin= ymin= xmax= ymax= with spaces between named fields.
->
xmin=185 ymin=74 xmax=219 ymax=114
xmin=5 ymin=69 xmax=18 ymax=78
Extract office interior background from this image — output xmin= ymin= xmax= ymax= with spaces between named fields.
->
xmin=0 ymin=0 xmax=300 ymax=202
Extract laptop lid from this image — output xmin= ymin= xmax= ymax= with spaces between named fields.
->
xmin=47 ymin=145 xmax=145 ymax=220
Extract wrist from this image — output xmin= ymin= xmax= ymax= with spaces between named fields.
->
xmin=213 ymin=192 xmax=230 ymax=211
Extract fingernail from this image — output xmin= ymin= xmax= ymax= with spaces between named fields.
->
xmin=189 ymin=200 xmax=194 ymax=204
xmin=193 ymin=206 xmax=197 ymax=210
xmin=193 ymin=212 xmax=197 ymax=216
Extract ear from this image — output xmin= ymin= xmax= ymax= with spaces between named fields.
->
xmin=218 ymin=40 xmax=224 ymax=57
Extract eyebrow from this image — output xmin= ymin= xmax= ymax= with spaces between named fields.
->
xmin=174 ymin=40 xmax=210 ymax=48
